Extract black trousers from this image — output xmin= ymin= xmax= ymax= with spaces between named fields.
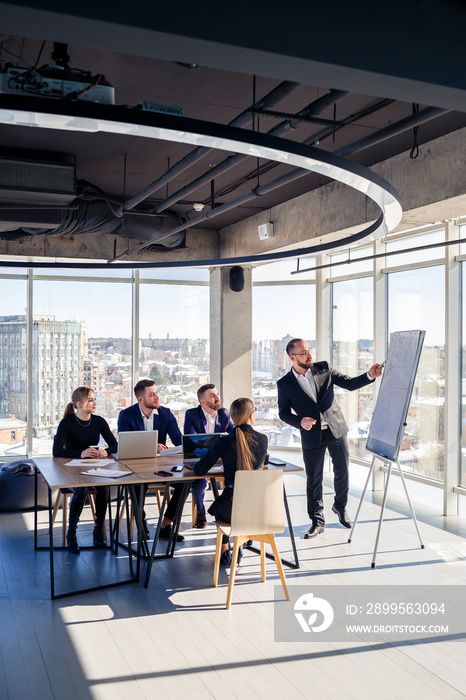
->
xmin=302 ymin=427 xmax=349 ymax=526
xmin=207 ymin=488 xmax=233 ymax=544
xmin=135 ymin=483 xmax=186 ymax=523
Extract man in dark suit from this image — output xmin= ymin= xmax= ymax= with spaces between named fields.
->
xmin=277 ymin=338 xmax=383 ymax=539
xmin=118 ymin=379 xmax=185 ymax=542
xmin=184 ymin=383 xmax=234 ymax=527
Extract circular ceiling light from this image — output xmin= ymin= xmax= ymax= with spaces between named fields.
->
xmin=0 ymin=95 xmax=402 ymax=269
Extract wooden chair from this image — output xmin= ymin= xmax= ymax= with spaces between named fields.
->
xmin=51 ymin=488 xmax=102 ymax=545
xmin=212 ymin=469 xmax=290 ymax=609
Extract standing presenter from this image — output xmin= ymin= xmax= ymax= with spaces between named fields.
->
xmin=277 ymin=338 xmax=383 ymax=539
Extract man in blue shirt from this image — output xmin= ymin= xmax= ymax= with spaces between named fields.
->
xmin=118 ymin=379 xmax=185 ymax=543
xmin=184 ymin=383 xmax=234 ymax=527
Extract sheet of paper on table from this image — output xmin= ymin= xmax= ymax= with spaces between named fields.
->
xmin=157 ymin=445 xmax=183 ymax=456
xmin=79 ymin=468 xmax=133 ymax=478
xmin=66 ymin=458 xmax=116 ymax=467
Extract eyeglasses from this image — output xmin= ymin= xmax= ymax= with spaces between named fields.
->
xmin=293 ymin=350 xmax=312 ymax=357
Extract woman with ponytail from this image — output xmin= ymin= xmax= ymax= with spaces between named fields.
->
xmin=187 ymin=397 xmax=268 ymax=566
xmin=53 ymin=387 xmax=118 ymax=554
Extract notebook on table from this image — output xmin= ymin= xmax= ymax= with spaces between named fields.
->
xmin=118 ymin=430 xmax=158 ymax=460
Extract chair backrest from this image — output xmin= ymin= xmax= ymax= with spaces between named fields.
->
xmin=229 ymin=469 xmax=285 ymax=537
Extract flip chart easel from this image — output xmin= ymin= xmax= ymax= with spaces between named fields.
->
xmin=349 ymin=330 xmax=426 ymax=566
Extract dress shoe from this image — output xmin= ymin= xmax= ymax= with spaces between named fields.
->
xmin=93 ymin=526 xmax=107 ymax=548
xmin=332 ymin=505 xmax=352 ymax=528
xmin=220 ymin=549 xmax=232 ymax=566
xmin=304 ymin=523 xmax=325 ymax=539
xmin=194 ymin=507 xmax=207 ymax=528
xmin=66 ymin=530 xmax=80 ymax=554
xmin=159 ymin=525 xmax=185 ymax=542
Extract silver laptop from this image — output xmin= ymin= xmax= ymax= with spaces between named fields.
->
xmin=118 ymin=430 xmax=158 ymax=460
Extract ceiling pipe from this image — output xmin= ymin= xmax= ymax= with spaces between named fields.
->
xmin=335 ymin=106 xmax=447 ymax=157
xmin=114 ymin=80 xmax=299 ymax=216
xmin=109 ymin=104 xmax=448 ymax=262
xmin=154 ymin=89 xmax=349 ymax=214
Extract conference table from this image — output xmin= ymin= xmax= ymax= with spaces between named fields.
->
xmin=33 ymin=454 xmax=303 ymax=599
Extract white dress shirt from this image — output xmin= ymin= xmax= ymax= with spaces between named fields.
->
xmin=292 ymin=367 xmax=328 ymax=428
xmin=202 ymin=407 xmax=217 ymax=433
xmin=140 ymin=406 xmax=158 ymax=431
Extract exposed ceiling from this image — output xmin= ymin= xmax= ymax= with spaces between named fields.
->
xmin=0 ymin=3 xmax=466 ymax=259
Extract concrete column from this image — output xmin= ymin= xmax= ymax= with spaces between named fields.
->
xmin=209 ymin=266 xmax=252 ymax=408
xmin=444 ymin=221 xmax=460 ymax=515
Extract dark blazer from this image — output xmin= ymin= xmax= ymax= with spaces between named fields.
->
xmin=183 ymin=405 xmax=234 ymax=435
xmin=277 ymin=361 xmax=374 ymax=449
xmin=117 ymin=403 xmax=182 ymax=446
xmin=193 ymin=424 xmax=268 ymax=487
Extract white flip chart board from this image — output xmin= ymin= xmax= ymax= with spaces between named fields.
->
xmin=366 ymin=330 xmax=425 ymax=462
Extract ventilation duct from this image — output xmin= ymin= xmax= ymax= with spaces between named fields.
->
xmin=0 ymin=199 xmax=185 ymax=248
xmin=0 ymin=157 xmax=76 ymax=205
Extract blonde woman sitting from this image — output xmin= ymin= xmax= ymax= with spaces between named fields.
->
xmin=186 ymin=397 xmax=268 ymax=565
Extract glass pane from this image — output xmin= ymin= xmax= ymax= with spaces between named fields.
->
xmin=139 ymin=283 xmax=210 ymax=430
xmin=329 ymin=246 xmax=373 ymax=277
xmin=460 ymin=223 xmax=466 ymax=256
xmin=32 ymin=280 xmax=133 ymax=455
xmin=388 ymin=266 xmax=445 ymax=480
xmin=332 ymin=277 xmax=374 ymax=460
xmin=0 ymin=267 xmax=28 ymax=277
xmin=252 ymin=284 xmax=316 ymax=445
xmin=33 ymin=268 xmax=133 ymax=279
xmin=253 ymin=257 xmax=316 ymax=282
xmin=385 ymin=229 xmax=445 ymax=267
xmin=0 ymin=279 xmax=28 ymax=458
xmin=140 ymin=267 xmax=210 ymax=282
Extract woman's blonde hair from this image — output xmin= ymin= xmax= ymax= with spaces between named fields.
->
xmin=229 ymin=397 xmax=255 ymax=471
xmin=63 ymin=386 xmax=93 ymax=419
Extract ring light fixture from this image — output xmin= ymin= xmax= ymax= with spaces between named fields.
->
xmin=0 ymin=95 xmax=402 ymax=269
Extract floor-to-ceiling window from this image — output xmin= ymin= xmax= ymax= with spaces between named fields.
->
xmin=332 ymin=275 xmax=374 ymax=460
xmin=252 ymin=258 xmax=316 ymax=447
xmin=387 ymin=230 xmax=445 ymax=480
xmin=0 ymin=265 xmax=210 ymax=457
xmin=0 ymin=269 xmax=28 ymax=458
xmin=139 ymin=268 xmax=210 ymax=429
xmin=32 ymin=270 xmax=133 ymax=454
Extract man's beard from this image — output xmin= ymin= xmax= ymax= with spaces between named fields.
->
xmin=297 ymin=358 xmax=313 ymax=371
xmin=205 ymin=400 xmax=220 ymax=411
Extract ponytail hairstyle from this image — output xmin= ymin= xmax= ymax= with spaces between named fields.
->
xmin=229 ymin=397 xmax=256 ymax=471
xmin=63 ymin=386 xmax=93 ymax=419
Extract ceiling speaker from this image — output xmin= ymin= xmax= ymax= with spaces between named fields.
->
xmin=229 ymin=265 xmax=245 ymax=292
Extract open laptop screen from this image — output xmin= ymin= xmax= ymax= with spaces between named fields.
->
xmin=182 ymin=433 xmax=223 ymax=462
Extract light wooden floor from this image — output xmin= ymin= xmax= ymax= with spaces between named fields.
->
xmin=2 ymin=457 xmax=466 ymax=700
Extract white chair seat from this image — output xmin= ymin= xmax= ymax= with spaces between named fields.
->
xmin=212 ymin=469 xmax=290 ymax=609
